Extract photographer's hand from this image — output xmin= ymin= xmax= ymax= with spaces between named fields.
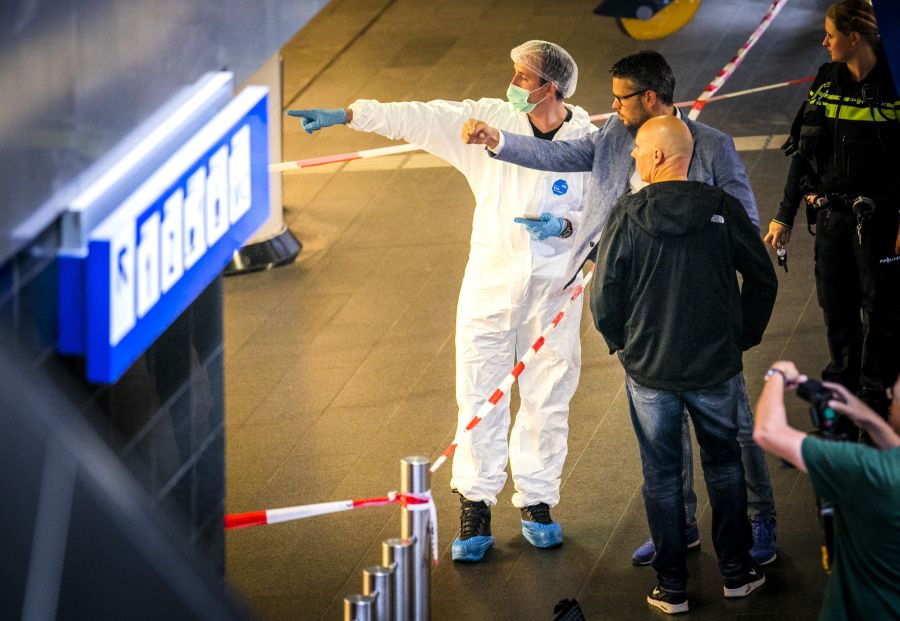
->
xmin=768 ymin=361 xmax=806 ymax=389
xmin=824 ymin=382 xmax=900 ymax=449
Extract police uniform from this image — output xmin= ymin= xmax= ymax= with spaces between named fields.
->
xmin=776 ymin=51 xmax=900 ymax=416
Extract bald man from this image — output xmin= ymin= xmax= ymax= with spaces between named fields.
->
xmin=591 ymin=116 xmax=778 ymax=614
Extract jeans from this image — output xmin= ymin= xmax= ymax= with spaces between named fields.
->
xmin=680 ymin=373 xmax=775 ymax=525
xmin=626 ymin=373 xmax=753 ymax=592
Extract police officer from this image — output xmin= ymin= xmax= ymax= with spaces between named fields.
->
xmin=766 ymin=0 xmax=900 ymax=421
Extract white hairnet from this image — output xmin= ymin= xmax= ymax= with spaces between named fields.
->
xmin=510 ymin=40 xmax=579 ymax=98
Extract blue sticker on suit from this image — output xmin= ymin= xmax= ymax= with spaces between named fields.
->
xmin=552 ymin=179 xmax=568 ymax=196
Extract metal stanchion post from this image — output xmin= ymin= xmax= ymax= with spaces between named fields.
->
xmin=344 ymin=594 xmax=376 ymax=621
xmin=401 ymin=456 xmax=431 ymax=621
xmin=382 ymin=538 xmax=413 ymax=621
xmin=363 ymin=565 xmax=394 ymax=621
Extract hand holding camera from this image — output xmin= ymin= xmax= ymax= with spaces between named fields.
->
xmin=796 ymin=378 xmax=844 ymax=434
xmin=766 ymin=361 xmax=805 ymax=387
xmin=766 ymin=361 xmax=848 ymax=435
xmin=821 ymin=382 xmax=883 ymax=431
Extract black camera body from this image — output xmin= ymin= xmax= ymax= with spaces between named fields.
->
xmin=796 ymin=379 xmax=841 ymax=433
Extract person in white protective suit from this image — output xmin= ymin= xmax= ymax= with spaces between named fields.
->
xmin=287 ymin=40 xmax=596 ymax=562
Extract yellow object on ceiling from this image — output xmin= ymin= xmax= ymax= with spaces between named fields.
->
xmin=618 ymin=0 xmax=702 ymax=40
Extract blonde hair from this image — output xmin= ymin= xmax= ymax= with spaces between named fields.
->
xmin=827 ymin=0 xmax=880 ymax=50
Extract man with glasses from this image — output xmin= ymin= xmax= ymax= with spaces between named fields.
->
xmin=462 ymin=50 xmax=778 ymax=567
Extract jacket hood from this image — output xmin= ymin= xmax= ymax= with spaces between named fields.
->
xmin=620 ymin=181 xmax=722 ymax=238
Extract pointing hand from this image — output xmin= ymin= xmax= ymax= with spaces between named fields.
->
xmin=286 ymin=108 xmax=348 ymax=134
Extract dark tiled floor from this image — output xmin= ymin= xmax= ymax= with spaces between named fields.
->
xmin=224 ymin=0 xmax=836 ymax=618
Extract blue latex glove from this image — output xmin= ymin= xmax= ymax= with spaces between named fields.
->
xmin=513 ymin=212 xmax=565 ymax=241
xmin=286 ymin=108 xmax=347 ymax=134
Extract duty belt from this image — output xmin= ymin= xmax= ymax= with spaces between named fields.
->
xmin=822 ymin=192 xmax=900 ymax=209
xmin=809 ymin=193 xmax=895 ymax=245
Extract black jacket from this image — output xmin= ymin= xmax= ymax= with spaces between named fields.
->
xmin=776 ymin=54 xmax=900 ymax=228
xmin=590 ymin=181 xmax=777 ymax=391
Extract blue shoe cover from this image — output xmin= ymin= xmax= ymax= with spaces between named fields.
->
xmin=521 ymin=519 xmax=563 ymax=548
xmin=451 ymin=535 xmax=493 ymax=562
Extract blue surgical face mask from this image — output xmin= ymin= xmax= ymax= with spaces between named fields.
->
xmin=506 ymin=82 xmax=548 ymax=113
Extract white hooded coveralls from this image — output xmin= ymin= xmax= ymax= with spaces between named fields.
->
xmin=349 ymin=98 xmax=595 ymax=507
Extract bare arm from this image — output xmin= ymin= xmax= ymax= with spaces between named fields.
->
xmin=753 ymin=361 xmax=809 ymax=472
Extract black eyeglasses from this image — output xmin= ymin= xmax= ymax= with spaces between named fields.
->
xmin=613 ymin=89 xmax=648 ymax=105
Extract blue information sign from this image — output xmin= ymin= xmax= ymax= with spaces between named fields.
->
xmin=59 ymin=85 xmax=269 ymax=383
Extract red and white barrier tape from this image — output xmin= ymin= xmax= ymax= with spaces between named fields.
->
xmin=228 ymin=491 xmax=413 ymax=525
xmin=429 ymin=269 xmax=594 ymax=475
xmin=687 ymin=0 xmax=789 ymax=120
xmin=226 ymin=491 xmax=439 ymax=562
xmin=270 ymin=144 xmax=417 ymax=172
xmin=406 ymin=491 xmax=440 ymax=563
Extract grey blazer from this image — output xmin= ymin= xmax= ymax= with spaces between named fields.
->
xmin=492 ymin=114 xmax=759 ymax=285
